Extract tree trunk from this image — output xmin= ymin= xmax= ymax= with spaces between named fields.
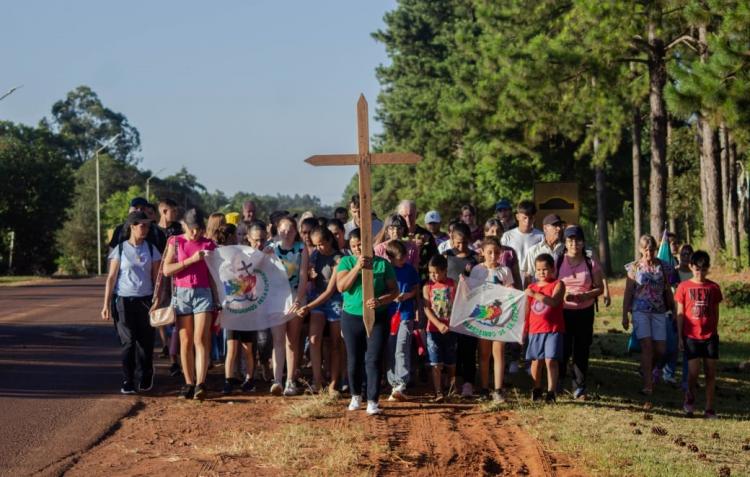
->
xmin=728 ymin=137 xmax=740 ymax=261
xmin=594 ymin=136 xmax=612 ymax=276
xmin=632 ymin=107 xmax=643 ymax=257
xmin=667 ymin=121 xmax=676 ymax=234
xmin=648 ymin=19 xmax=668 ymax=239
xmin=720 ymin=124 xmax=731 ymax=243
xmin=698 ymin=25 xmax=724 ymax=256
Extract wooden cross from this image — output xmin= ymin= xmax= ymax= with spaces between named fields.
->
xmin=305 ymin=95 xmax=421 ymax=335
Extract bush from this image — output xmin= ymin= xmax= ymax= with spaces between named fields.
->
xmin=723 ymin=281 xmax=750 ymax=308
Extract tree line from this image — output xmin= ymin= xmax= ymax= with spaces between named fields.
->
xmin=351 ymin=0 xmax=750 ymax=273
xmin=0 ymin=86 xmax=333 ymax=275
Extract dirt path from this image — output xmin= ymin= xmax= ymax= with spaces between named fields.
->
xmin=66 ymin=391 xmax=584 ymax=477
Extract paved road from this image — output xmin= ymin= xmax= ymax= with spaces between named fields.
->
xmin=0 ymin=277 xmax=138 ymax=477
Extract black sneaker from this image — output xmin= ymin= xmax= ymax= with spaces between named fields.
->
xmin=121 ymin=381 xmax=136 ymax=395
xmin=477 ymin=388 xmax=491 ymax=402
xmin=194 ymin=383 xmax=207 ymax=401
xmin=160 ymin=346 xmax=169 ymax=358
xmin=178 ymin=384 xmax=195 ymax=399
xmin=222 ymin=380 xmax=234 ymax=395
xmin=169 ymin=363 xmax=181 ymax=377
xmin=545 ymin=391 xmax=556 ymax=404
xmin=139 ymin=372 xmax=154 ymax=392
xmin=531 ymin=388 xmax=543 ymax=402
xmin=241 ymin=378 xmax=256 ymax=392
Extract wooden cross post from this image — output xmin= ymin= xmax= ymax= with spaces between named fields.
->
xmin=305 ymin=95 xmax=421 ymax=336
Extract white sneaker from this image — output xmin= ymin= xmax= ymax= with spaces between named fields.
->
xmin=270 ymin=382 xmax=283 ymax=396
xmin=283 ymin=381 xmax=300 ymax=396
xmin=366 ymin=401 xmax=382 ymax=415
xmin=461 ymin=382 xmax=474 ymax=398
xmin=348 ymin=395 xmax=362 ymax=411
xmin=508 ymin=361 xmax=520 ymax=374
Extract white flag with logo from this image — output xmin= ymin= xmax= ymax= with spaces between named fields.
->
xmin=449 ymin=276 xmax=526 ymax=343
xmin=206 ymin=245 xmax=294 ymax=331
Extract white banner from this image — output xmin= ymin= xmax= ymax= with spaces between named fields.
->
xmin=206 ymin=245 xmax=294 ymax=331
xmin=449 ymin=276 xmax=526 ymax=343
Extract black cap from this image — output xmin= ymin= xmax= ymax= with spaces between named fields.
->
xmin=126 ymin=211 xmax=150 ymax=227
xmin=542 ymin=214 xmax=563 ymax=226
xmin=183 ymin=208 xmax=205 ymax=229
xmin=563 ymin=225 xmax=584 ymax=240
xmin=130 ymin=197 xmax=148 ymax=208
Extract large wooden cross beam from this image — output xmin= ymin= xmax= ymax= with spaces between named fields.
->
xmin=305 ymin=95 xmax=421 ymax=335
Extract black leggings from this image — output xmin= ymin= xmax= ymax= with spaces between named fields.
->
xmin=112 ymin=295 xmax=155 ymax=383
xmin=560 ymin=306 xmax=595 ymax=391
xmin=341 ymin=310 xmax=389 ymax=402
xmin=456 ymin=334 xmax=478 ymax=385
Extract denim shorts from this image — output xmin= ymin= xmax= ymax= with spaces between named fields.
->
xmin=632 ymin=311 xmax=667 ymax=341
xmin=313 ymin=299 xmax=343 ymax=322
xmin=426 ymin=331 xmax=458 ymax=366
xmin=172 ymin=286 xmax=215 ymax=315
xmin=526 ymin=332 xmax=563 ymax=361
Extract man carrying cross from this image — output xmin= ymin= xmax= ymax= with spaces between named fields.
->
xmin=306 ymin=95 xmax=421 ymax=415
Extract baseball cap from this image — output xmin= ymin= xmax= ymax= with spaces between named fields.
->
xmin=424 ymin=210 xmax=441 ymax=224
xmin=563 ymin=225 xmax=585 ymax=240
xmin=494 ymin=199 xmax=512 ymax=211
xmin=125 ymin=210 xmax=150 ymax=227
xmin=542 ymin=214 xmax=563 ymax=226
xmin=129 ymin=197 xmax=148 ymax=208
xmin=225 ymin=212 xmax=240 ymax=225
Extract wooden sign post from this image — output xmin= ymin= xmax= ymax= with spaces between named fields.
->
xmin=305 ymin=95 xmax=421 ymax=335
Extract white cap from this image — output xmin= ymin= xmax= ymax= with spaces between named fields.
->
xmin=424 ymin=210 xmax=441 ymax=224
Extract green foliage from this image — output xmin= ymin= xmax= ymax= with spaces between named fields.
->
xmin=0 ymin=122 xmax=74 ymax=274
xmin=43 ymin=85 xmax=141 ymax=166
xmin=56 ymin=155 xmax=144 ymax=273
xmin=723 ymin=281 xmax=750 ymax=307
xmin=102 ymin=185 xmax=145 ymax=232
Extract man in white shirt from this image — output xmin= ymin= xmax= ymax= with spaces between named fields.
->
xmin=344 ymin=194 xmax=383 ymax=240
xmin=500 ymin=200 xmax=544 ymax=280
xmin=522 ymin=214 xmax=565 ymax=285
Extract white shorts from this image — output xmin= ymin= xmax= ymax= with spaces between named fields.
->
xmin=632 ymin=312 xmax=667 ymax=341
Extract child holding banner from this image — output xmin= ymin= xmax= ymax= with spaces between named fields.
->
xmin=469 ymin=237 xmax=516 ymax=402
xmin=423 ymin=255 xmax=457 ymax=402
xmin=523 ymin=253 xmax=565 ymax=403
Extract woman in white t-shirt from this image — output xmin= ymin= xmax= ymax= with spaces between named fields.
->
xmin=101 ymin=211 xmax=162 ymax=394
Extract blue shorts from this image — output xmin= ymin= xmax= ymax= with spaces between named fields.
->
xmin=526 ymin=332 xmax=563 ymax=361
xmin=426 ymin=331 xmax=458 ymax=366
xmin=313 ymin=299 xmax=343 ymax=322
xmin=172 ymin=286 xmax=215 ymax=315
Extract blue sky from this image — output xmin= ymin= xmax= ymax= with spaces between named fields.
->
xmin=0 ymin=1 xmax=397 ymax=205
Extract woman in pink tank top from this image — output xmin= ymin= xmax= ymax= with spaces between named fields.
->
xmin=163 ymin=209 xmax=218 ymax=400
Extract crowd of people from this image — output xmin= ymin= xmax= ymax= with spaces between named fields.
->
xmin=101 ymin=194 xmax=724 ymax=418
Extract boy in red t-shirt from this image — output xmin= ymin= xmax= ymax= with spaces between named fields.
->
xmin=523 ymin=253 xmax=566 ymax=403
xmin=423 ymin=255 xmax=457 ymax=402
xmin=674 ymin=250 xmax=723 ymax=418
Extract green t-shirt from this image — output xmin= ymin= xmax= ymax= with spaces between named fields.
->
xmin=337 ymin=255 xmax=396 ymax=316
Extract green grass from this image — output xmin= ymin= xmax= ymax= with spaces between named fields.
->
xmin=505 ymin=277 xmax=750 ymax=477
xmin=0 ymin=275 xmax=47 ymax=285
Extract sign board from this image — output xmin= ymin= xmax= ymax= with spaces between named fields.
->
xmin=534 ymin=182 xmax=579 ymax=226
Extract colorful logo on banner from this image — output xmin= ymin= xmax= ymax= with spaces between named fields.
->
xmin=222 ymin=257 xmax=271 ymax=313
xmin=450 ymin=277 xmax=525 ymax=342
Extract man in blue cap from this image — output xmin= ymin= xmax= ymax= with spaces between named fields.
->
xmin=494 ymin=198 xmax=517 ymax=232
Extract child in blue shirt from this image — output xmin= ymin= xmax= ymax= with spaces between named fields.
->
xmin=384 ymin=240 xmax=420 ymax=401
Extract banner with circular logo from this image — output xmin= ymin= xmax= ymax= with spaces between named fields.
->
xmin=206 ymin=245 xmax=294 ymax=331
xmin=449 ymin=276 xmax=526 ymax=343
